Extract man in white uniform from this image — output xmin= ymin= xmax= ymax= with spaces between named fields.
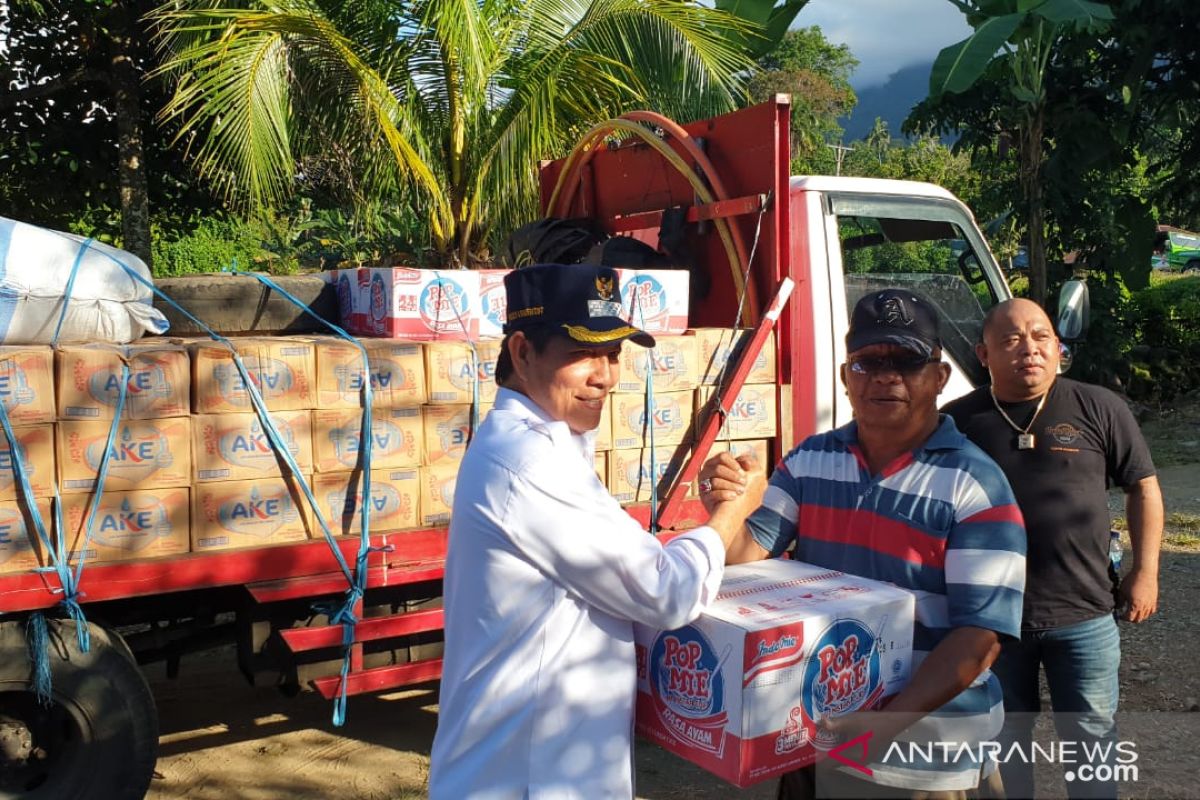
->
xmin=429 ymin=263 xmax=765 ymax=799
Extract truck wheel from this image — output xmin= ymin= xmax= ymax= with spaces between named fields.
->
xmin=0 ymin=619 xmax=158 ymax=800
xmin=1185 ymin=260 xmax=1200 ymax=275
xmin=152 ymin=273 xmax=337 ymax=336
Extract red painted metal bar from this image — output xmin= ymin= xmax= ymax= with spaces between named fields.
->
xmin=0 ymin=528 xmax=448 ymax=614
xmin=246 ymin=562 xmax=444 ymax=604
xmin=656 ymin=278 xmax=795 ymax=530
xmin=607 ymin=194 xmax=767 ymax=235
xmin=313 ymin=658 xmax=444 ymax=699
xmin=279 ymin=609 xmax=446 ymax=653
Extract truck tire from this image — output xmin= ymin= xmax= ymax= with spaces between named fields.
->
xmin=0 ymin=619 xmax=158 ymax=800
xmin=1186 ymin=260 xmax=1200 ymax=275
xmin=152 ymin=273 xmax=337 ymax=336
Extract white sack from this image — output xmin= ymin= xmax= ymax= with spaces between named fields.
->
xmin=0 ymin=216 xmax=169 ymax=345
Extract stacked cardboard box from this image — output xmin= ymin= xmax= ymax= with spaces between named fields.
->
xmin=0 ymin=346 xmax=56 ymax=574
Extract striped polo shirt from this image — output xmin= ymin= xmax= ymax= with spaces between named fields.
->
xmin=745 ymin=415 xmax=1026 ymax=791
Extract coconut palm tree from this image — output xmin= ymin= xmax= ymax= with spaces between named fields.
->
xmin=150 ymin=0 xmax=758 ymax=264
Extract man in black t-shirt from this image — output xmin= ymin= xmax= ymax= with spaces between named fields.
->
xmin=943 ymin=298 xmax=1163 ymax=800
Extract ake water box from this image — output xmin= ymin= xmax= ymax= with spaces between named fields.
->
xmin=634 ymin=559 xmax=914 ymax=788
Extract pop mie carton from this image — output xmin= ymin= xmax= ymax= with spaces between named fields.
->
xmin=313 ymin=337 xmax=427 ymax=410
xmin=477 ymin=269 xmax=510 ymax=339
xmin=312 ymin=407 xmax=423 ymax=472
xmin=312 ymin=469 xmax=419 ymax=536
xmin=61 ymin=488 xmax=190 ymax=565
xmin=0 ymin=425 xmax=55 ymax=501
xmin=56 ymin=342 xmax=190 ymax=420
xmin=193 ymin=411 xmax=313 ymax=483
xmin=58 ymin=417 xmax=192 ymax=494
xmin=192 ymin=476 xmax=311 ymax=552
xmin=189 ymin=338 xmax=315 ymax=414
xmin=334 ymin=268 xmax=480 ymax=340
xmin=635 ymin=559 xmax=914 ymax=788
xmin=0 ymin=346 xmax=55 ymax=425
xmin=424 ymin=341 xmax=501 ymax=405
xmin=618 ymin=269 xmax=689 ymax=335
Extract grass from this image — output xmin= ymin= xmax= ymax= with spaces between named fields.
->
xmin=1110 ymin=512 xmax=1200 ymax=550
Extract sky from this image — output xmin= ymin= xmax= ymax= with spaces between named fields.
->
xmin=797 ymin=0 xmax=973 ymax=89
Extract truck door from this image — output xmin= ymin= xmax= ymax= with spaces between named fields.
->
xmin=809 ymin=186 xmax=1011 ymax=429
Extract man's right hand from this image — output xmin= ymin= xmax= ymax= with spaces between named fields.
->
xmin=702 ymin=453 xmax=767 ymax=543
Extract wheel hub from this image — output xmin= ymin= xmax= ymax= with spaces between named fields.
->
xmin=0 ymin=715 xmax=35 ymax=769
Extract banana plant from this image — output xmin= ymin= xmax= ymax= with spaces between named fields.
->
xmin=929 ymin=0 xmax=1114 ymax=303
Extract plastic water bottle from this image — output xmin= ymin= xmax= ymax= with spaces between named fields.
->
xmin=1109 ymin=530 xmax=1124 ymax=572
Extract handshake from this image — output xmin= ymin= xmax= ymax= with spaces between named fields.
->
xmin=696 ymin=451 xmax=769 ymax=551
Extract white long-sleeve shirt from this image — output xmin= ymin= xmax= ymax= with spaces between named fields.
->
xmin=428 ymin=388 xmax=725 ymax=799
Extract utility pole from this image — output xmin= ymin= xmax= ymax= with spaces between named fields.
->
xmin=827 ymin=143 xmax=854 ymax=176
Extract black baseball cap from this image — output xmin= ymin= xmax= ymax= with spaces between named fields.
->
xmin=503 ymin=263 xmax=655 ymax=348
xmin=846 ymin=289 xmax=941 ymax=358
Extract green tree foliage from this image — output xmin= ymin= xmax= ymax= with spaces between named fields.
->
xmin=150 ymin=0 xmax=774 ymax=265
xmin=747 ymin=26 xmax=857 ymax=172
xmin=925 ymin=0 xmax=1115 ymax=305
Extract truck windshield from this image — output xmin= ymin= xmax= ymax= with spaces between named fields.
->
xmin=829 ymin=194 xmax=1004 ymax=387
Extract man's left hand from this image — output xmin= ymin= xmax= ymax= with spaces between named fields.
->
xmin=1118 ymin=568 xmax=1159 ymax=623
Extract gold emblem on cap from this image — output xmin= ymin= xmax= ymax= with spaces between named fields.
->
xmin=595 ymin=275 xmax=615 ymax=301
xmin=562 ymin=323 xmax=641 ymax=343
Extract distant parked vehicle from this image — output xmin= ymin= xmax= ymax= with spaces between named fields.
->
xmin=1152 ymin=226 xmax=1200 ymax=273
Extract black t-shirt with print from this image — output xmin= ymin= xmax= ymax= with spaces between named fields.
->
xmin=942 ymin=377 xmax=1156 ymax=630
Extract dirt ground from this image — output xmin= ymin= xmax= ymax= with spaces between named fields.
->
xmin=143 ymin=402 xmax=1200 ymax=800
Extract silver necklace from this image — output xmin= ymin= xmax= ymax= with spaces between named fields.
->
xmin=989 ymin=385 xmax=1049 ymax=450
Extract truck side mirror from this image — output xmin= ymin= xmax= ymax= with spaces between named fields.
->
xmin=1056 ymin=279 xmax=1090 ymax=342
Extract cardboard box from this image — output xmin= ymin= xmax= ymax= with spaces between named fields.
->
xmin=594 ymin=400 xmax=612 ymax=451
xmin=610 ymin=390 xmax=694 ymax=450
xmin=698 ymin=384 xmax=778 ymax=440
xmin=419 ymin=463 xmax=459 ymax=526
xmin=192 ymin=476 xmax=311 ymax=552
xmin=312 ymin=407 xmax=423 ymax=472
xmin=615 ymin=334 xmax=700 ymax=394
xmin=0 ymin=497 xmax=50 ymax=575
xmin=635 ymin=559 xmax=914 ymax=788
xmin=61 ymin=488 xmax=190 ymax=565
xmin=0 ymin=425 xmax=55 ymax=500
xmin=58 ymin=417 xmax=192 ymax=494
xmin=594 ymin=451 xmax=607 ymax=487
xmin=312 ymin=469 xmax=420 ymax=536
xmin=0 ymin=346 xmax=55 ymax=425
xmin=609 ymin=445 xmax=693 ymax=504
xmin=189 ymin=338 xmax=315 ymax=414
xmin=619 ymin=269 xmax=689 ymax=335
xmin=424 ymin=341 xmax=501 ymax=405
xmin=423 ymin=405 xmax=472 ymax=466
xmin=56 ymin=342 xmax=190 ymax=420
xmin=314 ymin=338 xmax=427 ymax=409
xmin=332 ymin=267 xmax=480 ymax=340
xmin=193 ymin=411 xmax=313 ymax=483
xmin=477 ymin=269 xmax=511 ymax=339
xmin=711 ymin=439 xmax=772 ymax=471
xmin=695 ymin=328 xmax=777 ymax=387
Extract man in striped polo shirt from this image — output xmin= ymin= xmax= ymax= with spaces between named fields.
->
xmin=701 ymin=289 xmax=1026 ymax=798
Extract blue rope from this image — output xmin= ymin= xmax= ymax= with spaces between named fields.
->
xmin=51 ymin=237 xmax=94 ymax=346
xmin=229 ymin=269 xmax=384 ymax=727
xmin=627 ymin=282 xmax=659 ymax=531
xmin=25 ymin=612 xmax=51 ymax=706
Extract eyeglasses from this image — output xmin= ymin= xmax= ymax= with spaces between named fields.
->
xmin=847 ymin=355 xmax=941 ymax=376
